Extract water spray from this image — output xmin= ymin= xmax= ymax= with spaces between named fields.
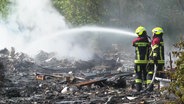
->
xmin=33 ymin=26 xmax=136 ymax=44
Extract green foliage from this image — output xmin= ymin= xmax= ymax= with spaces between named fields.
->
xmin=168 ymin=37 xmax=184 ymax=103
xmin=0 ymin=0 xmax=9 ymax=19
xmin=52 ymin=0 xmax=107 ymax=26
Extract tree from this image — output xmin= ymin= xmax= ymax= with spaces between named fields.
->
xmin=0 ymin=0 xmax=9 ymax=19
xmin=52 ymin=0 xmax=107 ymax=26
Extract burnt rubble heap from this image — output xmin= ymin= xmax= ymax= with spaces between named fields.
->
xmin=0 ymin=48 xmax=173 ymax=104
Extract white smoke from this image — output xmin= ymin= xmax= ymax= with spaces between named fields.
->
xmin=0 ymin=0 xmax=95 ymax=60
xmin=0 ymin=0 xmax=136 ymax=60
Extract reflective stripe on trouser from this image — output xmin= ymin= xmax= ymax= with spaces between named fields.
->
xmin=135 ymin=79 xmax=142 ymax=83
xmin=147 ymin=71 xmax=153 ymax=84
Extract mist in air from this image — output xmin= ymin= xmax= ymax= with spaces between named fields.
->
xmin=0 ymin=0 xmax=135 ymax=60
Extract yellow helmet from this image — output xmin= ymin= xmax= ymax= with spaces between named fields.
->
xmin=135 ymin=26 xmax=146 ymax=36
xmin=152 ymin=27 xmax=164 ymax=35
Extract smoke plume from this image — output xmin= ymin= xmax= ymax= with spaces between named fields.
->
xmin=0 ymin=0 xmax=95 ymax=60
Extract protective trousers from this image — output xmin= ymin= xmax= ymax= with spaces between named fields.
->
xmin=147 ymin=63 xmax=164 ymax=91
xmin=134 ymin=64 xmax=147 ymax=91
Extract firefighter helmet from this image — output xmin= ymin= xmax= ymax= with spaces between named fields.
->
xmin=135 ymin=26 xmax=146 ymax=36
xmin=152 ymin=27 xmax=164 ymax=35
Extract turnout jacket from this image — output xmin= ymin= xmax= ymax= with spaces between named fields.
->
xmin=132 ymin=36 xmax=150 ymax=64
xmin=150 ymin=36 xmax=164 ymax=64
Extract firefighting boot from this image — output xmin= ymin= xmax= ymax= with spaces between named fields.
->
xmin=147 ymin=83 xmax=153 ymax=92
xmin=135 ymin=83 xmax=142 ymax=92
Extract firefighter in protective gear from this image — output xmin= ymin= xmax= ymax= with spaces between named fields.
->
xmin=132 ymin=26 xmax=150 ymax=92
xmin=147 ymin=27 xmax=165 ymax=91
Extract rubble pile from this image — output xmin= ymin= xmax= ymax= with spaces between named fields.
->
xmin=0 ymin=48 xmax=172 ymax=104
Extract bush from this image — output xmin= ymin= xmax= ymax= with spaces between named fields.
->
xmin=168 ymin=37 xmax=184 ymax=103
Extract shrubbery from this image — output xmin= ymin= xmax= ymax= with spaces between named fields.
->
xmin=168 ymin=37 xmax=184 ymax=103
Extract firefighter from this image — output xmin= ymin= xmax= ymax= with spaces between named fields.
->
xmin=132 ymin=26 xmax=150 ymax=92
xmin=147 ymin=27 xmax=165 ymax=91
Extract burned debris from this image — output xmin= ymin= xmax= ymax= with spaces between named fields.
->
xmin=0 ymin=47 xmax=173 ymax=104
